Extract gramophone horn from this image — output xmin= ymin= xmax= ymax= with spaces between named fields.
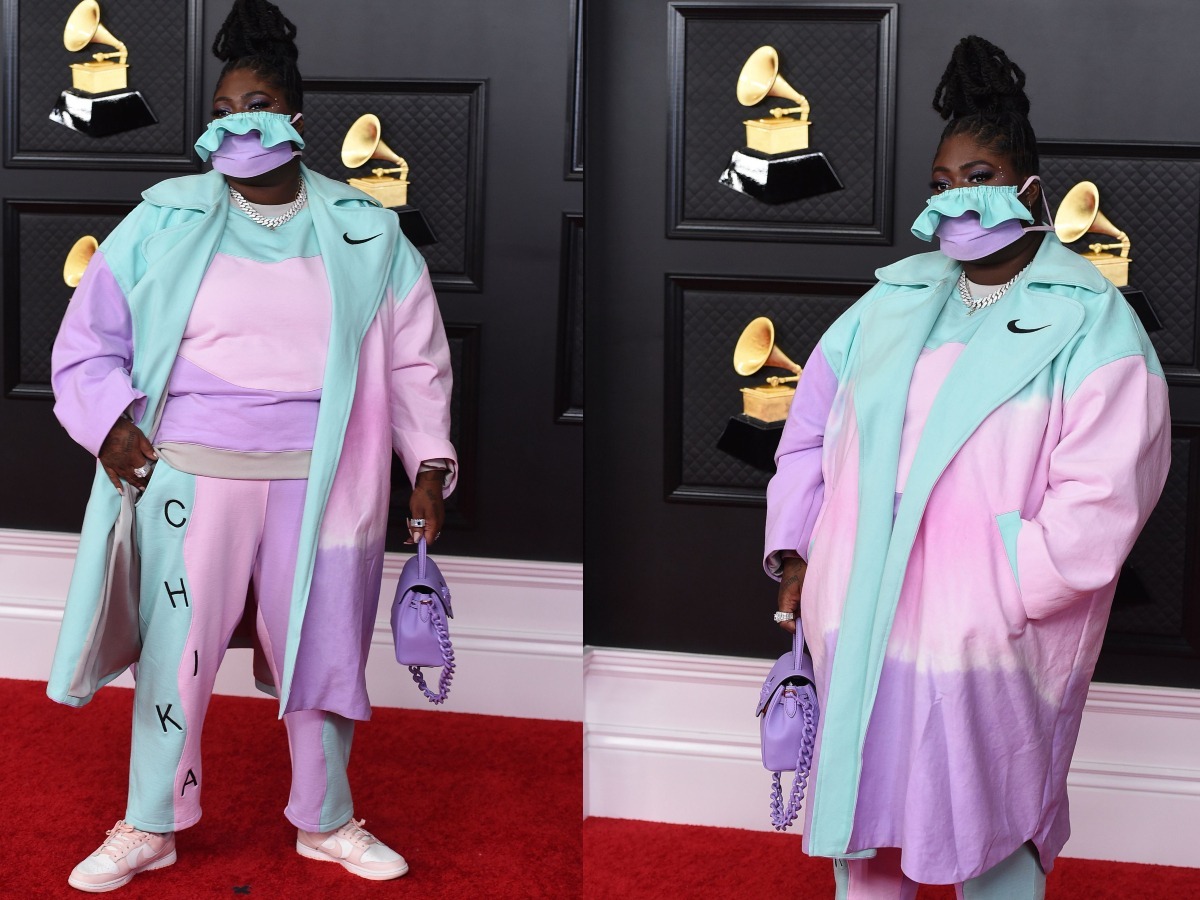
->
xmin=63 ymin=0 xmax=126 ymax=56
xmin=736 ymin=45 xmax=808 ymax=112
xmin=63 ymin=235 xmax=99 ymax=288
xmin=1055 ymin=181 xmax=1129 ymax=254
xmin=734 ymin=316 xmax=802 ymax=377
xmin=341 ymin=113 xmax=406 ymax=169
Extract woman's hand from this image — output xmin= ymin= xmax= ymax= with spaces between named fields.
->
xmin=777 ymin=555 xmax=807 ymax=634
xmin=406 ymin=470 xmax=446 ymax=545
xmin=97 ymin=418 xmax=157 ymax=493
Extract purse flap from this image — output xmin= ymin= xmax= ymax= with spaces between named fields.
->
xmin=395 ymin=546 xmax=453 ymax=618
xmin=755 ymin=646 xmax=816 ymax=717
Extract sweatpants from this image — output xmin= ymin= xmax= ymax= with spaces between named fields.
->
xmin=833 ymin=843 xmax=1046 ymax=899
xmin=125 ymin=460 xmax=354 ymax=834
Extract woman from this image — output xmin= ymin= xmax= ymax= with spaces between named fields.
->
xmin=49 ymin=0 xmax=456 ymax=890
xmin=764 ymin=36 xmax=1170 ymax=899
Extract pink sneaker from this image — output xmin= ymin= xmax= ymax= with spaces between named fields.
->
xmin=68 ymin=821 xmax=176 ymax=892
xmin=296 ymin=818 xmax=409 ymax=880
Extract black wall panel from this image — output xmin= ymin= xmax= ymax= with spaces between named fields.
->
xmin=586 ymin=0 xmax=1200 ymax=686
xmin=0 ymin=0 xmax=582 ymax=563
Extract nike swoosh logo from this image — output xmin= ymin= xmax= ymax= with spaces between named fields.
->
xmin=343 ymin=232 xmax=382 ymax=245
xmin=1007 ymin=320 xmax=1050 ymax=334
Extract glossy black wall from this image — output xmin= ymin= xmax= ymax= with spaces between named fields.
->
xmin=585 ymin=0 xmax=1200 ymax=687
xmin=0 ymin=0 xmax=582 ymax=563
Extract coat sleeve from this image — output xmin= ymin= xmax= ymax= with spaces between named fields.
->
xmin=50 ymin=249 xmax=147 ymax=457
xmin=763 ymin=342 xmax=839 ymax=579
xmin=389 ymin=256 xmax=458 ymax=497
xmin=1010 ymin=353 xmax=1171 ymax=619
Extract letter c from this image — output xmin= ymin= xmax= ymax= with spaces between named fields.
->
xmin=164 ymin=499 xmax=188 ymax=528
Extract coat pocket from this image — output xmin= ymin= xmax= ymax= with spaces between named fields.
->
xmin=995 ymin=510 xmax=1022 ymax=587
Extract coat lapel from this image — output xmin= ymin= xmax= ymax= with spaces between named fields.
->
xmin=807 ymin=268 xmax=951 ymax=854
xmin=128 ymin=172 xmax=227 ymax=432
xmin=279 ymin=167 xmax=396 ymax=712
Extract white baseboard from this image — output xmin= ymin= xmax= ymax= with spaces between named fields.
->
xmin=583 ymin=646 xmax=1200 ymax=869
xmin=0 ymin=528 xmax=582 ymax=721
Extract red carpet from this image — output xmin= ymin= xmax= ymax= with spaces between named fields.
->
xmin=583 ymin=818 xmax=1200 ymax=899
xmin=2 ymin=678 xmax=580 ymax=898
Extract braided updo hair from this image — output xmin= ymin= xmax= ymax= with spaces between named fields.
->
xmin=212 ymin=0 xmax=303 ymax=111
xmin=932 ymin=36 xmax=1036 ymax=176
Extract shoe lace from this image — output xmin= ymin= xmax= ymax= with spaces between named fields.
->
xmin=99 ymin=821 xmax=145 ymax=858
xmin=334 ymin=818 xmax=377 ymax=848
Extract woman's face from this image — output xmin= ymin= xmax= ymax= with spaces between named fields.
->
xmin=929 ymin=130 xmax=1036 ymax=209
xmin=211 ymin=66 xmax=303 ymax=135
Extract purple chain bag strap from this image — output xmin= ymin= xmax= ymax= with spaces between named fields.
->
xmin=390 ymin=537 xmax=455 ymax=705
xmin=755 ymin=619 xmax=819 ymax=830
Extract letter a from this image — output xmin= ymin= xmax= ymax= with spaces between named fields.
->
xmin=181 ymin=768 xmax=198 ymax=796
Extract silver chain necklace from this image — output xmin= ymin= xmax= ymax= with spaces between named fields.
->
xmin=957 ymin=263 xmax=1030 ymax=315
xmin=228 ymin=178 xmax=307 ymax=230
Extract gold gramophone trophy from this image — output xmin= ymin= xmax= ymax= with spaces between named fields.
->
xmin=1054 ymin=181 xmax=1131 ymax=287
xmin=716 ymin=317 xmax=803 ymax=472
xmin=63 ymin=235 xmax=99 ymax=287
xmin=1054 ymin=181 xmax=1161 ymax=332
xmin=718 ymin=46 xmax=842 ymax=204
xmin=341 ymin=114 xmax=437 ymax=247
xmin=734 ymin=317 xmax=803 ymax=421
xmin=49 ymin=1 xmax=156 ymax=137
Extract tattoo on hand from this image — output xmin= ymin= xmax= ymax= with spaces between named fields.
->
xmin=782 ymin=574 xmax=801 ymax=590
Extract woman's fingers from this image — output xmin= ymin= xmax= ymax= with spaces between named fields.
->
xmin=102 ymin=464 xmax=123 ymax=493
xmin=98 ymin=419 xmax=155 ymax=489
xmin=136 ymin=429 xmax=158 ymax=461
xmin=776 ymin=560 xmax=805 ymax=632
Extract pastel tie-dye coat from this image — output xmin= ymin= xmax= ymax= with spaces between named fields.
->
xmin=46 ymin=167 xmax=456 ymax=722
xmin=764 ymin=236 xmax=1170 ymax=883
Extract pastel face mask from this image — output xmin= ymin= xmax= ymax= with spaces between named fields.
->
xmin=194 ymin=111 xmax=305 ymax=178
xmin=911 ymin=176 xmax=1054 ymax=261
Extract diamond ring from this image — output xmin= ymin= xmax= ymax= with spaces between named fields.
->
xmin=773 ymin=611 xmax=795 ymax=623
xmin=133 ymin=464 xmax=149 ymax=479
xmin=408 ymin=518 xmax=426 ymax=528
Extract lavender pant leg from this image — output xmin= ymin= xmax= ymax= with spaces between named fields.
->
xmin=253 ymin=478 xmax=355 ymax=832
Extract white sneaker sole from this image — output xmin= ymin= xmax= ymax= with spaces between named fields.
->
xmin=295 ymin=840 xmax=409 ymax=880
xmin=68 ymin=849 xmax=177 ymax=893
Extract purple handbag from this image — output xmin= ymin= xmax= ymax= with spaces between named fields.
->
xmin=756 ymin=620 xmax=819 ymax=830
xmin=390 ymin=537 xmax=455 ymax=704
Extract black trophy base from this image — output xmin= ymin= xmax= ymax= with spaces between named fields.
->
xmin=1119 ymin=286 xmax=1162 ymax=333
xmin=388 ymin=205 xmax=438 ymax=248
xmin=717 ymin=414 xmax=785 ymax=473
xmin=718 ymin=147 xmax=844 ymax=204
xmin=49 ymin=88 xmax=158 ymax=138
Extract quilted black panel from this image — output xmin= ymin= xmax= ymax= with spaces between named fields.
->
xmin=1108 ymin=437 xmax=1191 ymax=638
xmin=673 ymin=283 xmax=861 ymax=496
xmin=300 ymin=84 xmax=482 ymax=286
xmin=8 ymin=206 xmax=130 ymax=391
xmin=1040 ymin=153 xmax=1199 ymax=368
xmin=673 ymin=9 xmax=889 ymax=236
xmin=11 ymin=0 xmax=195 ymax=160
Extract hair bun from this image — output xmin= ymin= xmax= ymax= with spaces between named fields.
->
xmin=932 ymin=35 xmax=1030 ymax=121
xmin=212 ymin=0 xmax=299 ymax=64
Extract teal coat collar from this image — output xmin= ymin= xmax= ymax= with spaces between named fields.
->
xmin=874 ymin=235 xmax=1111 ymax=294
xmin=141 ymin=164 xmax=384 ymax=212
xmin=806 ymin=236 xmax=1098 ymax=855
